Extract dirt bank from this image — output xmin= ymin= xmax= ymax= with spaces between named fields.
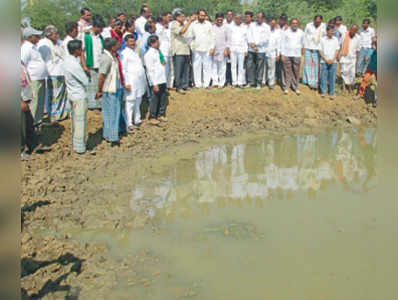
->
xmin=21 ymin=86 xmax=377 ymax=299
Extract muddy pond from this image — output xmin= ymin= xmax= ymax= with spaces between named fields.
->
xmin=39 ymin=127 xmax=396 ymax=299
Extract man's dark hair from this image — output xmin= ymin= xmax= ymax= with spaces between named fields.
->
xmin=125 ymin=20 xmax=134 ymax=29
xmin=67 ymin=39 xmax=82 ymax=55
xmin=144 ymin=22 xmax=153 ymax=32
xmin=280 ymin=13 xmax=287 ymax=20
xmin=215 ymin=12 xmax=224 ymax=19
xmin=104 ymin=37 xmax=118 ymax=51
xmin=80 ymin=7 xmax=91 ymax=16
xmin=335 ymin=16 xmax=343 ymax=22
xmin=363 ymin=18 xmax=371 ymax=24
xmin=270 ymin=16 xmax=277 ymax=22
xmin=124 ymin=34 xmax=135 ymax=42
xmin=328 ymin=18 xmax=336 ymax=25
xmin=92 ymin=15 xmax=106 ymax=28
xmin=140 ymin=5 xmax=149 ymax=15
xmin=147 ymin=34 xmax=159 ymax=46
xmin=326 ymin=24 xmax=334 ymax=31
xmin=290 ymin=18 xmax=299 ymax=24
xmin=113 ymin=19 xmax=123 ymax=27
xmin=117 ymin=12 xmax=125 ymax=17
xmin=65 ymin=21 xmax=78 ymax=35
xmin=244 ymin=11 xmax=254 ymax=17
xmin=314 ymin=15 xmax=323 ymax=21
xmin=174 ymin=10 xmax=183 ymax=18
xmin=198 ymin=9 xmax=207 ymax=15
xmin=257 ymin=11 xmax=265 ymax=18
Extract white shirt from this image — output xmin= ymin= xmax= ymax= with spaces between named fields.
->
xmin=102 ymin=26 xmax=112 ymax=39
xmin=359 ymin=27 xmax=375 ymax=48
xmin=156 ymin=23 xmax=171 ymax=57
xmin=62 ymin=35 xmax=74 ymax=56
xmin=227 ymin=23 xmax=248 ymax=53
xmin=37 ymin=38 xmax=65 ymax=77
xmin=144 ymin=47 xmax=167 ymax=86
xmin=121 ymin=47 xmax=147 ymax=100
xmin=335 ymin=24 xmax=347 ymax=44
xmin=247 ymin=22 xmax=271 ymax=53
xmin=21 ymin=40 xmax=48 ymax=80
xmin=266 ymin=27 xmax=282 ymax=58
xmin=304 ymin=22 xmax=326 ymax=50
xmin=340 ymin=34 xmax=361 ymax=63
xmin=320 ymin=36 xmax=340 ymax=62
xmin=82 ymin=33 xmax=103 ymax=69
xmin=135 ymin=16 xmax=147 ymax=38
xmin=281 ymin=28 xmax=304 ymax=58
xmin=188 ymin=21 xmax=215 ymax=52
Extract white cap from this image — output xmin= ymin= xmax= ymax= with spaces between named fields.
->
xmin=23 ymin=27 xmax=43 ymax=39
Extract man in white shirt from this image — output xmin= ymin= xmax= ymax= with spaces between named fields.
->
xmin=247 ymin=12 xmax=270 ymax=88
xmin=82 ymin=15 xmax=105 ymax=110
xmin=136 ymin=5 xmax=152 ymax=38
xmin=303 ymin=15 xmax=326 ymax=90
xmin=280 ymin=18 xmax=304 ymax=95
xmin=334 ymin=16 xmax=347 ymax=44
xmin=189 ymin=9 xmax=215 ymax=89
xmin=212 ymin=13 xmax=229 ymax=88
xmin=62 ymin=22 xmax=78 ymax=56
xmin=144 ymin=35 xmax=168 ymax=125
xmin=319 ymin=25 xmax=340 ymax=99
xmin=77 ymin=7 xmax=92 ymax=40
xmin=121 ymin=34 xmax=147 ymax=131
xmin=21 ymin=27 xmax=48 ymax=126
xmin=339 ymin=25 xmax=360 ymax=94
xmin=226 ymin=13 xmax=248 ymax=88
xmin=38 ymin=25 xmax=68 ymax=122
xmin=356 ymin=18 xmax=376 ymax=76
xmin=157 ymin=13 xmax=173 ymax=88
xmin=62 ymin=39 xmax=89 ymax=154
xmin=101 ymin=17 xmax=115 ymax=39
xmin=224 ymin=10 xmax=235 ymax=86
xmin=265 ymin=17 xmax=281 ymax=89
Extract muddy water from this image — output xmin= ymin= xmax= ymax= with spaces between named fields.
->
xmin=55 ymin=127 xmax=395 ymax=299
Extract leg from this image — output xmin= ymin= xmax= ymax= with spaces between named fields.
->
xmin=246 ymin=52 xmax=256 ymax=86
xmin=29 ymin=80 xmax=46 ymax=126
xmin=168 ymin=56 xmax=174 ymax=88
xmin=302 ymin=49 xmax=310 ymax=85
xmin=211 ymin=59 xmax=219 ymax=87
xmin=320 ymin=63 xmax=328 ymax=95
xmin=158 ymin=84 xmax=168 ymax=117
xmin=356 ymin=48 xmax=366 ymax=76
xmin=133 ymin=97 xmax=143 ymax=124
xmin=237 ymin=53 xmax=246 ymax=86
xmin=218 ymin=58 xmax=227 ymax=87
xmin=183 ymin=55 xmax=190 ymax=89
xmin=125 ymin=99 xmax=134 ymax=127
xmin=282 ymin=57 xmax=293 ymax=91
xmin=230 ymin=52 xmax=238 ymax=86
xmin=226 ymin=61 xmax=232 ymax=85
xmin=71 ymin=100 xmax=88 ymax=153
xmin=256 ymin=53 xmax=266 ymax=87
xmin=329 ymin=63 xmax=337 ymax=96
xmin=149 ymin=86 xmax=161 ymax=119
xmin=193 ymin=51 xmax=203 ymax=88
xmin=291 ymin=57 xmax=301 ymax=91
xmin=267 ymin=56 xmax=276 ymax=87
xmin=202 ymin=52 xmax=212 ymax=88
xmin=173 ymin=55 xmax=182 ymax=91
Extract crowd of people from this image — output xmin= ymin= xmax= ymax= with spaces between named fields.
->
xmin=20 ymin=5 xmax=378 ymax=159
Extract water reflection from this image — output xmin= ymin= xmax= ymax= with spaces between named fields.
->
xmin=130 ymin=128 xmax=377 ymax=220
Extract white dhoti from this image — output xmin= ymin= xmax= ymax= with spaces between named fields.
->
xmin=125 ymin=96 xmax=142 ymax=127
xmin=266 ymin=56 xmax=277 ymax=87
xmin=193 ymin=51 xmax=212 ymax=88
xmin=211 ymin=58 xmax=227 ymax=87
xmin=230 ymin=51 xmax=246 ymax=86
xmin=340 ymin=58 xmax=356 ymax=85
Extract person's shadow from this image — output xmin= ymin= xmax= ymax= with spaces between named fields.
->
xmin=21 ymin=253 xmax=84 ymax=299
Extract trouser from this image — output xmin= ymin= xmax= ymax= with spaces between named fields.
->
xmin=102 ymin=90 xmax=122 ymax=142
xmin=70 ymin=99 xmax=88 ymax=153
xmin=125 ymin=96 xmax=142 ymax=127
xmin=21 ymin=108 xmax=37 ymax=153
xmin=356 ymin=48 xmax=372 ymax=75
xmin=266 ymin=56 xmax=277 ymax=87
xmin=340 ymin=60 xmax=356 ymax=85
xmin=276 ymin=56 xmax=284 ymax=86
xmin=230 ymin=51 xmax=246 ymax=86
xmin=211 ymin=58 xmax=227 ymax=87
xmin=193 ymin=50 xmax=212 ymax=88
xmin=173 ymin=55 xmax=189 ymax=90
xmin=282 ymin=57 xmax=301 ymax=91
xmin=29 ymin=79 xmax=46 ymax=126
xmin=165 ymin=56 xmax=174 ymax=88
xmin=358 ymin=68 xmax=377 ymax=98
xmin=150 ymin=83 xmax=168 ymax=119
xmin=226 ymin=61 xmax=232 ymax=85
xmin=87 ymin=68 xmax=101 ymax=109
xmin=320 ymin=62 xmax=337 ymax=95
xmin=247 ymin=52 xmax=266 ymax=86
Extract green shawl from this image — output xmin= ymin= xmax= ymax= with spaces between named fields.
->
xmin=84 ymin=32 xmax=104 ymax=67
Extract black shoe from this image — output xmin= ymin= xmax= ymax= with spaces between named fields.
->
xmin=111 ymin=141 xmax=120 ymax=147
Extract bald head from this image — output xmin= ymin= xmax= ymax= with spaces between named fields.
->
xmin=349 ymin=24 xmax=359 ymax=37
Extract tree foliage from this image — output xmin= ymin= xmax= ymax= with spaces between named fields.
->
xmin=21 ymin=0 xmax=376 ymax=37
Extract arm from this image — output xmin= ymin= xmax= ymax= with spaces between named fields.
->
xmin=180 ymin=16 xmax=195 ymax=35
xmin=121 ymin=53 xmax=131 ymax=91
xmin=144 ymin=52 xmax=155 ymax=87
xmin=96 ymin=74 xmax=105 ymax=99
